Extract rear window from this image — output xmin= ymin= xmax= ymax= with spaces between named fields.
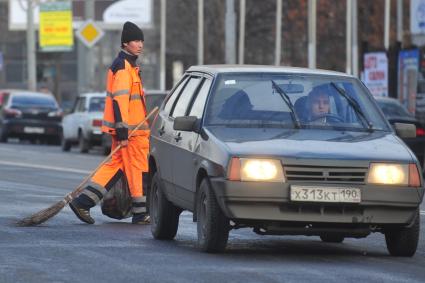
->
xmin=377 ymin=100 xmax=412 ymax=118
xmin=88 ymin=97 xmax=105 ymax=112
xmin=12 ymin=95 xmax=57 ymax=108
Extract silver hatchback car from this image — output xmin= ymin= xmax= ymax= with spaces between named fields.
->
xmin=148 ymin=65 xmax=424 ymax=256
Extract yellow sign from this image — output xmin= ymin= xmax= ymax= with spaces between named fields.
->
xmin=39 ymin=1 xmax=73 ymax=52
xmin=76 ymin=21 xmax=104 ymax=48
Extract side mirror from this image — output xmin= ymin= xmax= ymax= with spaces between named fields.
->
xmin=173 ymin=116 xmax=200 ymax=132
xmin=394 ymin=122 xmax=416 ymax=138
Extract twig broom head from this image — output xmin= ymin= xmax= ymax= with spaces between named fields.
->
xmin=16 ymin=199 xmax=68 ymax=227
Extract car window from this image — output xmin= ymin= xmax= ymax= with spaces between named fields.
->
xmin=377 ymin=100 xmax=412 ymax=118
xmin=189 ymin=78 xmax=212 ymax=118
xmin=11 ymin=95 xmax=57 ymax=108
xmin=171 ymin=76 xmax=202 ymax=118
xmin=205 ymin=73 xmax=390 ymax=132
xmin=77 ymin=97 xmax=86 ymax=112
xmin=164 ymin=76 xmax=189 ymax=115
xmin=89 ymin=97 xmax=105 ymax=112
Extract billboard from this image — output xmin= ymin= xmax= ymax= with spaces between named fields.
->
xmin=39 ymin=1 xmax=74 ymax=52
xmin=363 ymin=52 xmax=389 ymax=97
xmin=397 ymin=49 xmax=420 ymax=114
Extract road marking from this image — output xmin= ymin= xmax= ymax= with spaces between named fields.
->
xmin=0 ymin=160 xmax=90 ymax=174
xmin=421 ymin=211 xmax=425 ymax=215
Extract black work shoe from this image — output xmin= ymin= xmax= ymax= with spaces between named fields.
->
xmin=69 ymin=200 xmax=95 ymax=224
xmin=132 ymin=213 xmax=150 ymax=225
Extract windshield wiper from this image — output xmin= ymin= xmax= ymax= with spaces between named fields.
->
xmin=330 ymin=82 xmax=374 ymax=132
xmin=271 ymin=80 xmax=301 ymax=129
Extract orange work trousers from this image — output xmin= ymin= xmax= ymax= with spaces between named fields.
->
xmin=91 ymin=135 xmax=149 ymax=197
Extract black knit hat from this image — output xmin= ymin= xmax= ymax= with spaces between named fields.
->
xmin=121 ymin=21 xmax=144 ymax=45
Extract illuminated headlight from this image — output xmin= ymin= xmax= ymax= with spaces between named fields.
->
xmin=367 ymin=163 xmax=408 ymax=185
xmin=228 ymin=157 xmax=285 ymax=182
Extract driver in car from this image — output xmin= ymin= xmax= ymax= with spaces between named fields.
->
xmin=306 ymin=84 xmax=335 ymax=124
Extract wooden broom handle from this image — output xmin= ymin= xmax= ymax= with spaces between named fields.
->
xmin=65 ymin=106 xmax=159 ymax=202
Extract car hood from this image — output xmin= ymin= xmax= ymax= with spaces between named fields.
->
xmin=206 ymin=127 xmax=413 ymax=162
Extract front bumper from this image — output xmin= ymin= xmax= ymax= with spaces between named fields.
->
xmin=4 ymin=119 xmax=62 ymax=138
xmin=210 ymin=177 xmax=423 ymax=225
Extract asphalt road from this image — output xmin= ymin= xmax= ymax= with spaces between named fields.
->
xmin=0 ymin=142 xmax=425 ymax=283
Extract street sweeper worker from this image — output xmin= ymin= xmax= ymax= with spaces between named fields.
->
xmin=70 ymin=21 xmax=150 ymax=225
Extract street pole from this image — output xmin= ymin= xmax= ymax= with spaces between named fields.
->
xmin=86 ymin=0 xmax=94 ymax=91
xmin=225 ymin=0 xmax=236 ymax=64
xmin=160 ymin=0 xmax=166 ymax=90
xmin=308 ymin=0 xmax=316 ymax=69
xmin=198 ymin=0 xmax=204 ymax=65
xmin=384 ymin=0 xmax=390 ymax=50
xmin=352 ymin=0 xmax=358 ymax=77
xmin=346 ymin=0 xmax=352 ymax=74
xmin=397 ymin=0 xmax=403 ymax=45
xmin=77 ymin=0 xmax=95 ymax=94
xmin=275 ymin=0 xmax=282 ymax=66
xmin=26 ymin=0 xmax=36 ymax=91
xmin=238 ymin=0 xmax=246 ymax=65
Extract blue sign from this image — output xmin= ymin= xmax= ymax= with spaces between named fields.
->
xmin=397 ymin=49 xmax=420 ymax=113
xmin=0 ymin=52 xmax=3 ymax=71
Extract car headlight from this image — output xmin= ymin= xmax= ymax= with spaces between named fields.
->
xmin=367 ymin=163 xmax=421 ymax=186
xmin=227 ymin=157 xmax=285 ymax=182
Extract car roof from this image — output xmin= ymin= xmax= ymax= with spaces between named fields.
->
xmin=374 ymin=96 xmax=399 ymax=103
xmin=187 ymin=65 xmax=353 ymax=77
xmin=2 ymin=89 xmax=56 ymax=98
xmin=78 ymin=92 xmax=106 ymax=98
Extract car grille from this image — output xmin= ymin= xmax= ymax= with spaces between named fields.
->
xmin=284 ymin=165 xmax=368 ymax=184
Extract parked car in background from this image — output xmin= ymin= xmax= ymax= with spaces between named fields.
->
xmin=148 ymin=65 xmax=424 ymax=256
xmin=0 ymin=89 xmax=62 ymax=144
xmin=62 ymin=92 xmax=105 ymax=153
xmin=375 ymin=96 xmax=425 ymax=168
xmin=100 ymin=90 xmax=168 ymax=155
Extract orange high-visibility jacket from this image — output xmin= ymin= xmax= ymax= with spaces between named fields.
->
xmin=101 ymin=51 xmax=150 ymax=140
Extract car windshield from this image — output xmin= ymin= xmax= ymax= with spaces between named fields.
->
xmin=11 ymin=94 xmax=57 ymax=108
xmin=88 ymin=97 xmax=105 ymax=112
xmin=205 ymin=73 xmax=390 ymax=132
xmin=376 ymin=99 xmax=412 ymax=119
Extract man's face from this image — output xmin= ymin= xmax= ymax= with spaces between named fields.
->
xmin=311 ymin=93 xmax=330 ymax=118
xmin=124 ymin=40 xmax=144 ymax=56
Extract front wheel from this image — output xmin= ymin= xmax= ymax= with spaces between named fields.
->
xmin=385 ymin=211 xmax=420 ymax=257
xmin=79 ymin=132 xmax=89 ymax=153
xmin=196 ymin=178 xmax=229 ymax=253
xmin=150 ymin=172 xmax=181 ymax=240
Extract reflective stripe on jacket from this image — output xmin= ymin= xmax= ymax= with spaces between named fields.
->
xmin=101 ymin=51 xmax=150 ymax=140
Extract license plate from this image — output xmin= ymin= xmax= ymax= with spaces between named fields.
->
xmin=290 ymin=185 xmax=361 ymax=203
xmin=23 ymin=127 xmax=45 ymax=134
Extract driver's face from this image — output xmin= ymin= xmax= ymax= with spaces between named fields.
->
xmin=311 ymin=93 xmax=330 ymax=118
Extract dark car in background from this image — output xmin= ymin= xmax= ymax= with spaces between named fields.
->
xmin=0 ymin=90 xmax=62 ymax=144
xmin=148 ymin=65 xmax=423 ymax=256
xmin=375 ymin=97 xmax=425 ymax=168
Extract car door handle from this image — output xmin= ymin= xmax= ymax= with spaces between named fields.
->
xmin=158 ymin=126 xmax=165 ymax=136
xmin=174 ymin=133 xmax=182 ymax=142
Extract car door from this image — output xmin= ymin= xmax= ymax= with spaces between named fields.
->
xmin=64 ymin=97 xmax=85 ymax=140
xmin=170 ymin=75 xmax=212 ymax=209
xmin=151 ymin=76 xmax=190 ymax=196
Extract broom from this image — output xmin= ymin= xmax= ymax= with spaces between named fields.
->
xmin=16 ymin=106 xmax=159 ymax=227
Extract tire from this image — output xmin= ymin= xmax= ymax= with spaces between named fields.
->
xmin=385 ymin=211 xmax=420 ymax=257
xmin=0 ymin=128 xmax=8 ymax=143
xmin=150 ymin=172 xmax=180 ymax=240
xmin=61 ymin=136 xmax=71 ymax=151
xmin=79 ymin=132 xmax=89 ymax=153
xmin=196 ymin=178 xmax=229 ymax=253
xmin=320 ymin=234 xmax=345 ymax=243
